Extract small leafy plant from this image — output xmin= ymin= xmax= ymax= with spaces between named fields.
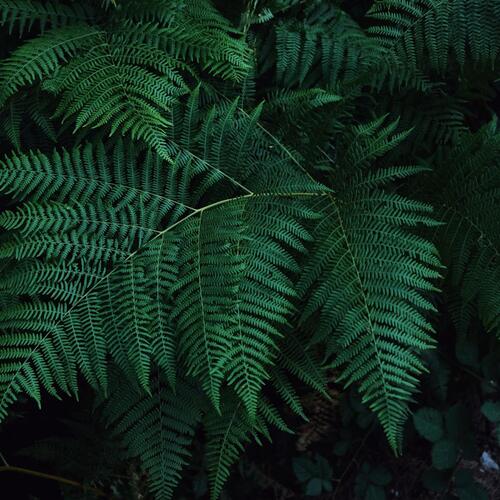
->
xmin=293 ymin=454 xmax=333 ymax=496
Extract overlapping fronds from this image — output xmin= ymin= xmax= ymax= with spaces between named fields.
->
xmin=270 ymin=4 xmax=384 ymax=88
xmin=117 ymin=0 xmax=252 ymax=81
xmin=0 ymin=0 xmax=251 ymax=160
xmin=429 ymin=120 xmax=500 ymax=336
xmin=0 ymin=24 xmax=101 ymax=107
xmin=0 ymin=98 xmax=324 ymax=445
xmin=0 ymin=136 xmax=192 ymax=415
xmin=0 ymin=301 xmax=77 ymax=419
xmin=0 ymin=0 xmax=94 ymax=34
xmin=263 ymin=1 xmax=433 ymax=94
xmin=368 ymin=0 xmax=500 ymax=73
xmin=3 ymin=1 xmax=498 ymax=497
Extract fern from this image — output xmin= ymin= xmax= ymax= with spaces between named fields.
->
xmin=368 ymin=0 xmax=500 ymax=73
xmin=99 ymin=370 xmax=203 ymax=500
xmin=0 ymin=24 xmax=101 ymax=107
xmin=297 ymin=119 xmax=441 ymax=451
xmin=1 ymin=1 xmax=499 ymax=498
xmin=0 ymin=101 xmax=326 ymax=496
xmin=271 ymin=5 xmax=382 ymax=88
xmin=204 ymin=394 xmax=254 ymax=500
xmin=0 ymin=302 xmax=77 ymax=419
xmin=429 ymin=120 xmax=500 ymax=337
xmin=0 ymin=97 xmax=323 ymax=423
xmin=265 ymin=2 xmax=432 ymax=94
xmin=0 ymin=1 xmax=251 ymax=160
xmin=0 ymin=0 xmax=94 ymax=35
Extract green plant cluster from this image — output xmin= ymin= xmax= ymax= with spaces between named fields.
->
xmin=0 ymin=0 xmax=499 ymax=498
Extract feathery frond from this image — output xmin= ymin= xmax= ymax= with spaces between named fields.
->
xmin=430 ymin=120 xmax=500 ymax=336
xmin=100 ymin=371 xmax=203 ymax=500
xmin=368 ymin=0 xmax=500 ymax=73
xmin=297 ymin=119 xmax=441 ymax=451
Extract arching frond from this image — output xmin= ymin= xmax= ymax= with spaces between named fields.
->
xmin=0 ymin=104 xmax=325 ymax=428
xmin=0 ymin=24 xmax=101 ymax=106
xmin=0 ymin=2 xmax=252 ymax=160
xmin=0 ymin=302 xmax=77 ymax=420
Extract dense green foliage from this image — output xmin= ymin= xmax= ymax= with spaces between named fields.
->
xmin=0 ymin=0 xmax=499 ymax=498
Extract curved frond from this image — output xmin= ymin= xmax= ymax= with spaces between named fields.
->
xmin=0 ymin=24 xmax=101 ymax=106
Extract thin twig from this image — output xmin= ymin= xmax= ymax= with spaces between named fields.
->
xmin=332 ymin=425 xmax=375 ymax=499
xmin=0 ymin=465 xmax=107 ymax=497
xmin=0 ymin=451 xmax=9 ymax=466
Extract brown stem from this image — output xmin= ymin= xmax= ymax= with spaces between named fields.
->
xmin=332 ymin=425 xmax=375 ymax=500
xmin=0 ymin=465 xmax=107 ymax=497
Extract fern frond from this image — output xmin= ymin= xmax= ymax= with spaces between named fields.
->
xmin=267 ymin=88 xmax=342 ymax=116
xmin=204 ymin=387 xmax=292 ymax=499
xmin=278 ymin=332 xmax=328 ymax=398
xmin=299 ymin=187 xmax=439 ymax=451
xmin=298 ymin=119 xmax=441 ymax=451
xmin=0 ymin=201 xmax=161 ymax=246
xmin=0 ymin=260 xmax=104 ymax=303
xmin=0 ymin=140 xmax=193 ymax=215
xmin=368 ymin=0 xmax=500 ymax=73
xmin=172 ymin=194 xmax=315 ymax=415
xmin=104 ymin=259 xmax=154 ymax=391
xmin=0 ymin=302 xmax=77 ymax=419
xmin=0 ymin=0 xmax=94 ymax=34
xmin=42 ymin=30 xmax=192 ymax=161
xmin=143 ymin=233 xmax=180 ymax=389
xmin=272 ymin=5 xmax=382 ymax=88
xmin=0 ymin=95 xmax=326 ymax=424
xmin=171 ymin=200 xmax=245 ymax=410
xmin=0 ymin=3 xmax=252 ymax=160
xmin=117 ymin=0 xmax=252 ymax=82
xmin=270 ymin=365 xmax=308 ymax=420
xmin=268 ymin=3 xmax=422 ymax=93
xmin=205 ymin=397 xmax=252 ymax=500
xmin=0 ymin=24 xmax=101 ymax=107
xmin=0 ymin=96 xmax=22 ymax=149
xmin=63 ymin=295 xmax=108 ymax=391
xmin=431 ymin=120 xmax=500 ymax=336
xmin=100 ymin=371 xmax=202 ymax=500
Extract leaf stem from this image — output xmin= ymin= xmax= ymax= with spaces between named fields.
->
xmin=0 ymin=465 xmax=107 ymax=497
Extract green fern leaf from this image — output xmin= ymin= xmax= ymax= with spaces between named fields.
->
xmin=431 ymin=120 xmax=500 ymax=336
xmin=0 ymin=0 xmax=94 ymax=34
xmin=299 ymin=185 xmax=440 ymax=451
xmin=205 ymin=397 xmax=252 ymax=500
xmin=0 ymin=24 xmax=101 ymax=106
xmin=100 ymin=370 xmax=202 ymax=500
xmin=0 ymin=302 xmax=77 ymax=419
xmin=368 ymin=0 xmax=500 ymax=73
